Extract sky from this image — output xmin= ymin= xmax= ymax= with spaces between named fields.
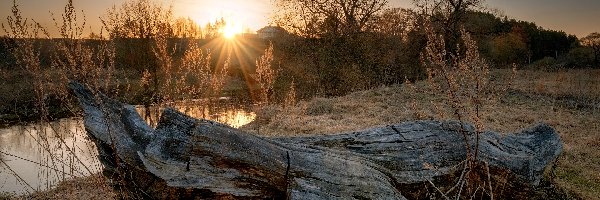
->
xmin=0 ymin=0 xmax=598 ymax=38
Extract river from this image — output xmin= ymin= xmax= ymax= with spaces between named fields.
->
xmin=0 ymin=100 xmax=256 ymax=195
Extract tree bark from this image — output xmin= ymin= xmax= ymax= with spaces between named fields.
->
xmin=69 ymin=81 xmax=562 ymax=199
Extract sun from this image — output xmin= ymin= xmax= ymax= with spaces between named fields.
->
xmin=221 ymin=20 xmax=243 ymax=39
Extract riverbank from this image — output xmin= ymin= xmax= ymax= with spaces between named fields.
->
xmin=0 ymin=67 xmax=253 ymax=128
xmin=0 ymin=174 xmax=115 ymax=199
xmin=3 ymin=69 xmax=599 ymax=199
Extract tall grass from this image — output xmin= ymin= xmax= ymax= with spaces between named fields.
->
xmin=254 ymin=42 xmax=277 ymax=104
xmin=0 ymin=1 xmax=108 ymax=196
xmin=284 ymin=80 xmax=297 ymax=108
xmin=0 ymin=0 xmax=237 ymax=197
xmin=178 ymin=40 xmax=213 ymax=100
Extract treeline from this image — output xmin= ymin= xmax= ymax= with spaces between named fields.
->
xmin=464 ymin=11 xmax=589 ymax=68
xmin=268 ymin=0 xmax=598 ymax=98
xmin=2 ymin=0 xmax=599 ymax=103
xmin=0 ymin=0 xmax=267 ymax=106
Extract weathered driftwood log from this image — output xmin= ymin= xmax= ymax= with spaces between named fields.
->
xmin=69 ymin=82 xmax=562 ymax=199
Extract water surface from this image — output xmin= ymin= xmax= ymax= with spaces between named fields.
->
xmin=0 ymin=100 xmax=255 ymax=194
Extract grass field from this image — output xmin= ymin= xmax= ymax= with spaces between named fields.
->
xmin=246 ymin=68 xmax=600 ymax=199
xmin=3 ymin=68 xmax=599 ymax=199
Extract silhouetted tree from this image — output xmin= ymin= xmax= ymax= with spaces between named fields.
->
xmin=488 ymin=31 xmax=527 ymax=66
xmin=581 ymin=32 xmax=600 ymax=66
xmin=274 ymin=0 xmax=388 ymax=38
xmin=372 ymin=8 xmax=416 ymax=40
xmin=203 ymin=18 xmax=226 ymax=39
xmin=412 ymin=0 xmax=484 ymax=53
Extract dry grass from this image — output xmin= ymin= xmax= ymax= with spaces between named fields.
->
xmin=254 ymin=42 xmax=277 ymax=104
xmin=245 ymin=68 xmax=600 ymax=199
xmin=5 ymin=174 xmax=115 ymax=200
xmin=511 ymin=69 xmax=600 ymax=101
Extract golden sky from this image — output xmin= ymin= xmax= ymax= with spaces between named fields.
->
xmin=172 ymin=0 xmax=272 ymax=32
xmin=0 ymin=0 xmax=598 ymax=37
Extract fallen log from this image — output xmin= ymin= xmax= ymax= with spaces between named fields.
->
xmin=69 ymin=82 xmax=563 ymax=199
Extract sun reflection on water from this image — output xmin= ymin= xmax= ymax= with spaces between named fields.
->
xmin=135 ymin=100 xmax=256 ymax=128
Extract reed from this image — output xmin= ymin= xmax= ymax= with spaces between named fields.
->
xmin=254 ymin=42 xmax=277 ymax=104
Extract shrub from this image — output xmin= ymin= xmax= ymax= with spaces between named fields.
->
xmin=420 ymin=20 xmax=505 ymax=198
xmin=565 ymin=47 xmax=594 ymax=68
xmin=306 ymin=98 xmax=334 ymax=116
xmin=254 ymin=42 xmax=277 ymax=104
xmin=528 ymin=57 xmax=565 ymax=71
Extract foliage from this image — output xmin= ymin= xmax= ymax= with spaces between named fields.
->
xmin=581 ymin=32 xmax=600 ymax=66
xmin=565 ymin=47 xmax=594 ymax=68
xmin=50 ymin=0 xmax=117 ymax=97
xmin=462 ymin=11 xmax=579 ymax=67
xmin=284 ymin=80 xmax=297 ymax=107
xmin=372 ymin=8 xmax=417 ymax=40
xmin=273 ymin=29 xmax=425 ymax=98
xmin=272 ymin=4 xmax=426 ymax=98
xmin=99 ymin=0 xmax=232 ymax=104
xmin=488 ymin=31 xmax=527 ymax=65
xmin=2 ymin=0 xmax=50 ymax=118
xmin=527 ymin=57 xmax=565 ymax=71
xmin=178 ymin=41 xmax=212 ymax=99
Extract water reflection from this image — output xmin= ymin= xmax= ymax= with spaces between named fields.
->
xmin=0 ymin=100 xmax=255 ymax=194
xmin=136 ymin=99 xmax=256 ymax=128
xmin=0 ymin=119 xmax=101 ymax=194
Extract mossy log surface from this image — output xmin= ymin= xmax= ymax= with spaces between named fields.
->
xmin=69 ymin=82 xmax=562 ymax=199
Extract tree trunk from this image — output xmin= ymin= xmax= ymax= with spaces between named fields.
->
xmin=69 ymin=81 xmax=563 ymax=199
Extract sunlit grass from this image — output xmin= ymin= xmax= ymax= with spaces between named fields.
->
xmin=246 ymin=68 xmax=600 ymax=199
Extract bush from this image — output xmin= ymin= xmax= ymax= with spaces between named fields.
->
xmin=527 ymin=57 xmax=565 ymax=71
xmin=273 ymin=32 xmax=426 ymax=98
xmin=565 ymin=47 xmax=594 ymax=68
xmin=306 ymin=98 xmax=335 ymax=116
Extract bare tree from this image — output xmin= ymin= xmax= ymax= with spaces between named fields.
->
xmin=581 ymin=32 xmax=600 ymax=66
xmin=412 ymin=0 xmax=483 ymax=53
xmin=274 ymin=0 xmax=388 ymax=38
xmin=412 ymin=0 xmax=483 ymax=28
xmin=372 ymin=8 xmax=417 ymax=40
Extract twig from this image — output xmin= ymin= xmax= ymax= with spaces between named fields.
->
xmin=0 ymin=150 xmax=79 ymax=177
xmin=285 ymin=151 xmax=291 ymax=200
xmin=0 ymin=156 xmax=35 ymax=194
xmin=469 ymin=185 xmax=481 ymax=200
xmin=24 ymin=122 xmax=65 ymax=181
xmin=48 ymin=122 xmax=95 ymax=175
xmin=455 ymin=168 xmax=469 ymax=200
xmin=485 ymin=161 xmax=494 ymax=200
xmin=427 ymin=178 xmax=450 ymax=200
xmin=445 ymin=160 xmax=467 ymax=196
